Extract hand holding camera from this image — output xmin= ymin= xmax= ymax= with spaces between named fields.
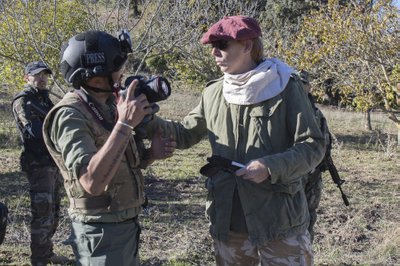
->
xmin=124 ymin=75 xmax=171 ymax=103
xmin=116 ymin=79 xmax=152 ymax=130
xmin=119 ymin=75 xmax=172 ymax=137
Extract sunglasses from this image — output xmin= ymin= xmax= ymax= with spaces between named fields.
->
xmin=211 ymin=40 xmax=229 ymax=51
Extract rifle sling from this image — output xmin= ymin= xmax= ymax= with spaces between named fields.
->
xmin=74 ymin=89 xmax=114 ymax=131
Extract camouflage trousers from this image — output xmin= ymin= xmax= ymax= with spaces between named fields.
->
xmin=305 ymin=170 xmax=323 ymax=243
xmin=213 ymin=230 xmax=313 ymax=266
xmin=26 ymin=165 xmax=63 ymax=264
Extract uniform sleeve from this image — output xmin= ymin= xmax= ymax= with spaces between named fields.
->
xmin=146 ymin=95 xmax=208 ymax=149
xmin=50 ymin=107 xmax=97 ymax=180
xmin=12 ymin=96 xmax=43 ymax=139
xmin=262 ymin=80 xmax=326 ymax=184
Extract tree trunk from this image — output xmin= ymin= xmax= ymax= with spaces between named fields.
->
xmin=365 ymin=109 xmax=372 ymax=130
xmin=397 ymin=123 xmax=400 ymax=147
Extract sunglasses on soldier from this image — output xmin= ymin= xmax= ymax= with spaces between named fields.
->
xmin=211 ymin=40 xmax=229 ymax=51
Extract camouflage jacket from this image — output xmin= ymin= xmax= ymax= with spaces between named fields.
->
xmin=147 ymin=77 xmax=325 ymax=244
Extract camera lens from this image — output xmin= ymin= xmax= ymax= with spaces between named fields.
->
xmin=161 ymin=81 xmax=170 ymax=97
xmin=123 ymin=75 xmax=171 ymax=103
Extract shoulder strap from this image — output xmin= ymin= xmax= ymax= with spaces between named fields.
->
xmin=12 ymin=88 xmax=39 ymax=105
xmin=12 ymin=88 xmax=50 ymax=115
xmin=74 ymin=89 xmax=141 ymax=168
xmin=74 ymin=89 xmax=114 ymax=131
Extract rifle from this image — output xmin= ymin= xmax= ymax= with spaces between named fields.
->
xmin=314 ymin=112 xmax=350 ymax=206
xmin=26 ymin=101 xmax=48 ymax=118
xmin=317 ymin=137 xmax=350 ymax=206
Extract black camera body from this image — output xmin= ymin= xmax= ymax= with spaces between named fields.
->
xmin=121 ymin=75 xmax=171 ymax=138
xmin=124 ymin=75 xmax=171 ymax=103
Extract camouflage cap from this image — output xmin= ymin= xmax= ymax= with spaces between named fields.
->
xmin=25 ymin=61 xmax=52 ymax=76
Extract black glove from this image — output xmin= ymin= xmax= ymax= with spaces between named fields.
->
xmin=200 ymin=155 xmax=244 ymax=177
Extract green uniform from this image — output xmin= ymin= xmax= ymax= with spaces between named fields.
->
xmin=147 ymin=77 xmax=325 ymax=245
xmin=12 ymin=85 xmax=63 ymax=265
xmin=43 ymin=91 xmax=145 ymax=266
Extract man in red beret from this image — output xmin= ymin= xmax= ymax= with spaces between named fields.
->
xmin=147 ymin=15 xmax=325 ymax=265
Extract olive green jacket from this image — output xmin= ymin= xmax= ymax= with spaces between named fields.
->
xmin=148 ymin=77 xmax=325 ymax=244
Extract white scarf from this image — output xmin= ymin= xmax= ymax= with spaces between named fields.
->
xmin=223 ymin=58 xmax=294 ymax=105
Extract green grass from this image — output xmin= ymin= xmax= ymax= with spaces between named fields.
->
xmin=311 ymin=106 xmax=399 ymax=265
xmin=0 ymin=93 xmax=398 ymax=265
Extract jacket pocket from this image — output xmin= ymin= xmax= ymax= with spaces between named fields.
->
xmin=269 ymin=180 xmax=303 ymax=196
xmin=250 ymin=98 xmax=282 ymax=152
xmin=205 ymin=170 xmax=235 ymax=227
xmin=257 ymin=175 xmax=303 ymax=196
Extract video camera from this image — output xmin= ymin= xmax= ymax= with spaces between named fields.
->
xmin=121 ymin=75 xmax=172 ymax=138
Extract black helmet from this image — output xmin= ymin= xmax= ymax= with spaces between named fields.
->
xmin=60 ymin=29 xmax=133 ymax=88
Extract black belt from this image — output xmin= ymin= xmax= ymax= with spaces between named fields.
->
xmin=85 ymin=216 xmax=138 ymax=225
xmin=70 ymin=195 xmax=111 ymax=210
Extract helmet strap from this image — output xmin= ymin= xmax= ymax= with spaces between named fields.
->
xmin=82 ymin=84 xmax=114 ymax=93
xmin=80 ymin=73 xmax=120 ymax=94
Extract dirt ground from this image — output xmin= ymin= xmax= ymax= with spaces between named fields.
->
xmin=0 ymin=89 xmax=399 ymax=265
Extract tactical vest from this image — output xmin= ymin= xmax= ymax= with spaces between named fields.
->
xmin=43 ymin=92 xmax=145 ymax=219
xmin=11 ymin=87 xmax=54 ymax=165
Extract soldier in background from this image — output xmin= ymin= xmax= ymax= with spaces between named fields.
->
xmin=299 ymin=70 xmax=324 ymax=243
xmin=11 ymin=61 xmax=69 ymax=266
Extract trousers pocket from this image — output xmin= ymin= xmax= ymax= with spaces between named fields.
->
xmin=81 ymin=226 xmax=107 ymax=256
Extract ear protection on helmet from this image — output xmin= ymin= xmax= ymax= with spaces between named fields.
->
xmin=60 ymin=30 xmax=132 ymax=88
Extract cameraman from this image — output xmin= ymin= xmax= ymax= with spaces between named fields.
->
xmin=43 ymin=30 xmax=175 ymax=266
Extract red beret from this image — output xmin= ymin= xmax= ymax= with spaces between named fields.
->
xmin=200 ymin=15 xmax=262 ymax=44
